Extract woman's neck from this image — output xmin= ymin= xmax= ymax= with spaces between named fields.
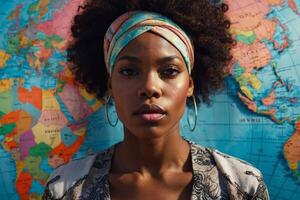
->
xmin=110 ymin=126 xmax=191 ymax=177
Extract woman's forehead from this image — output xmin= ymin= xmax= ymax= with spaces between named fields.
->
xmin=116 ymin=32 xmax=184 ymax=62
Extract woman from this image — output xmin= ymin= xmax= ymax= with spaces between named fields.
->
xmin=43 ymin=0 xmax=269 ymax=199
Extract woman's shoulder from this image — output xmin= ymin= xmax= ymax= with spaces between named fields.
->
xmin=43 ymin=146 xmax=114 ymax=199
xmin=190 ymin=141 xmax=269 ymax=199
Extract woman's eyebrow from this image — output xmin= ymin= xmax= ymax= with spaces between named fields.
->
xmin=116 ymin=55 xmax=181 ymax=63
xmin=116 ymin=55 xmax=141 ymax=62
xmin=156 ymin=55 xmax=181 ymax=64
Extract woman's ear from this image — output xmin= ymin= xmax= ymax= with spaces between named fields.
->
xmin=107 ymin=77 xmax=113 ymax=98
xmin=187 ymin=76 xmax=194 ymax=97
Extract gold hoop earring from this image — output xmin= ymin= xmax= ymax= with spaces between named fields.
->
xmin=187 ymin=95 xmax=198 ymax=132
xmin=105 ymin=96 xmax=119 ymax=127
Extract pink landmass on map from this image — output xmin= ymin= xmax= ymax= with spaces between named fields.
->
xmin=227 ymin=0 xmax=269 ymax=31
xmin=38 ymin=110 xmax=68 ymax=128
xmin=19 ymin=130 xmax=36 ymax=161
xmin=253 ymin=19 xmax=276 ymax=42
xmin=227 ymin=0 xmax=289 ymax=71
xmin=227 ymin=0 xmax=284 ymax=14
xmin=288 ymin=0 xmax=299 ymax=15
xmin=58 ymin=84 xmax=93 ymax=121
xmin=36 ymin=0 xmax=84 ymax=39
xmin=68 ymin=121 xmax=88 ymax=131
xmin=231 ymin=41 xmax=272 ymax=71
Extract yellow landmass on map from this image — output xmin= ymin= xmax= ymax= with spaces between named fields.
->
xmin=0 ymin=50 xmax=11 ymax=68
xmin=240 ymin=86 xmax=253 ymax=100
xmin=79 ymin=87 xmax=95 ymax=101
xmin=79 ymin=87 xmax=104 ymax=111
xmin=32 ymin=123 xmax=61 ymax=148
xmin=230 ymin=28 xmax=254 ymax=37
xmin=0 ymin=79 xmax=13 ymax=92
xmin=52 ymin=40 xmax=67 ymax=51
xmin=249 ymin=74 xmax=262 ymax=90
xmin=16 ymin=160 xmax=25 ymax=176
xmin=90 ymin=101 xmax=103 ymax=112
xmin=73 ymin=127 xmax=86 ymax=136
xmin=235 ymin=72 xmax=262 ymax=100
xmin=19 ymin=30 xmax=29 ymax=48
xmin=42 ymin=89 xmax=60 ymax=110
xmin=36 ymin=0 xmax=50 ymax=18
xmin=266 ymin=0 xmax=284 ymax=5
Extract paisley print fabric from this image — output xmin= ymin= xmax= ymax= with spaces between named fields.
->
xmin=42 ymin=140 xmax=269 ymax=200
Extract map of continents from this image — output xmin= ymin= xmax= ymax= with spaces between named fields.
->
xmin=0 ymin=0 xmax=299 ymax=200
xmin=227 ymin=0 xmax=300 ymax=181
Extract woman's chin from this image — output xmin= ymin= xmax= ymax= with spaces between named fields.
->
xmin=124 ymin=126 xmax=171 ymax=140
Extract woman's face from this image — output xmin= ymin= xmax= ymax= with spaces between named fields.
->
xmin=109 ymin=32 xmax=193 ymax=140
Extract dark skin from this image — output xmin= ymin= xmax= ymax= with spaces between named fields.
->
xmin=108 ymin=32 xmax=194 ymax=200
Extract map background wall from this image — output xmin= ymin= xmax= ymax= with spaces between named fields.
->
xmin=0 ymin=0 xmax=300 ymax=199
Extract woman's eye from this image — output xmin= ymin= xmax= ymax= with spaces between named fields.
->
xmin=160 ymin=67 xmax=180 ymax=77
xmin=119 ymin=68 xmax=138 ymax=76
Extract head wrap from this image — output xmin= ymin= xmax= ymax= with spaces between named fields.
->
xmin=104 ymin=11 xmax=194 ymax=75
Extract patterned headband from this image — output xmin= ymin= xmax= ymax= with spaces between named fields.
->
xmin=104 ymin=11 xmax=194 ymax=75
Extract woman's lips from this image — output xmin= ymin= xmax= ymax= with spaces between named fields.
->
xmin=133 ymin=104 xmax=166 ymax=122
xmin=139 ymin=113 xmax=166 ymax=122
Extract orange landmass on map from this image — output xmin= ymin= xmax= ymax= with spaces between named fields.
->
xmin=32 ymin=40 xmax=52 ymax=59
xmin=48 ymin=135 xmax=85 ymax=168
xmin=238 ymin=92 xmax=257 ymax=112
xmin=0 ymin=110 xmax=21 ymax=124
xmin=259 ymin=107 xmax=276 ymax=117
xmin=3 ymin=139 xmax=18 ymax=150
xmin=261 ymin=108 xmax=290 ymax=124
xmin=18 ymin=86 xmax=42 ymax=110
xmin=7 ymin=4 xmax=22 ymax=20
xmin=56 ymin=65 xmax=75 ymax=85
xmin=35 ymin=0 xmax=51 ymax=19
xmin=0 ymin=50 xmax=11 ymax=68
xmin=284 ymin=120 xmax=300 ymax=170
xmin=266 ymin=0 xmax=284 ymax=4
xmin=262 ymin=90 xmax=276 ymax=106
xmin=16 ymin=111 xmax=33 ymax=134
xmin=15 ymin=171 xmax=33 ymax=200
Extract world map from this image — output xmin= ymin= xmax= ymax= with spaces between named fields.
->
xmin=0 ymin=0 xmax=299 ymax=199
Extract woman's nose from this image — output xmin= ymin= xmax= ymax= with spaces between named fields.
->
xmin=137 ymin=71 xmax=162 ymax=99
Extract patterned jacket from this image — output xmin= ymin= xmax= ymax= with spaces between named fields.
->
xmin=42 ymin=140 xmax=269 ymax=200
